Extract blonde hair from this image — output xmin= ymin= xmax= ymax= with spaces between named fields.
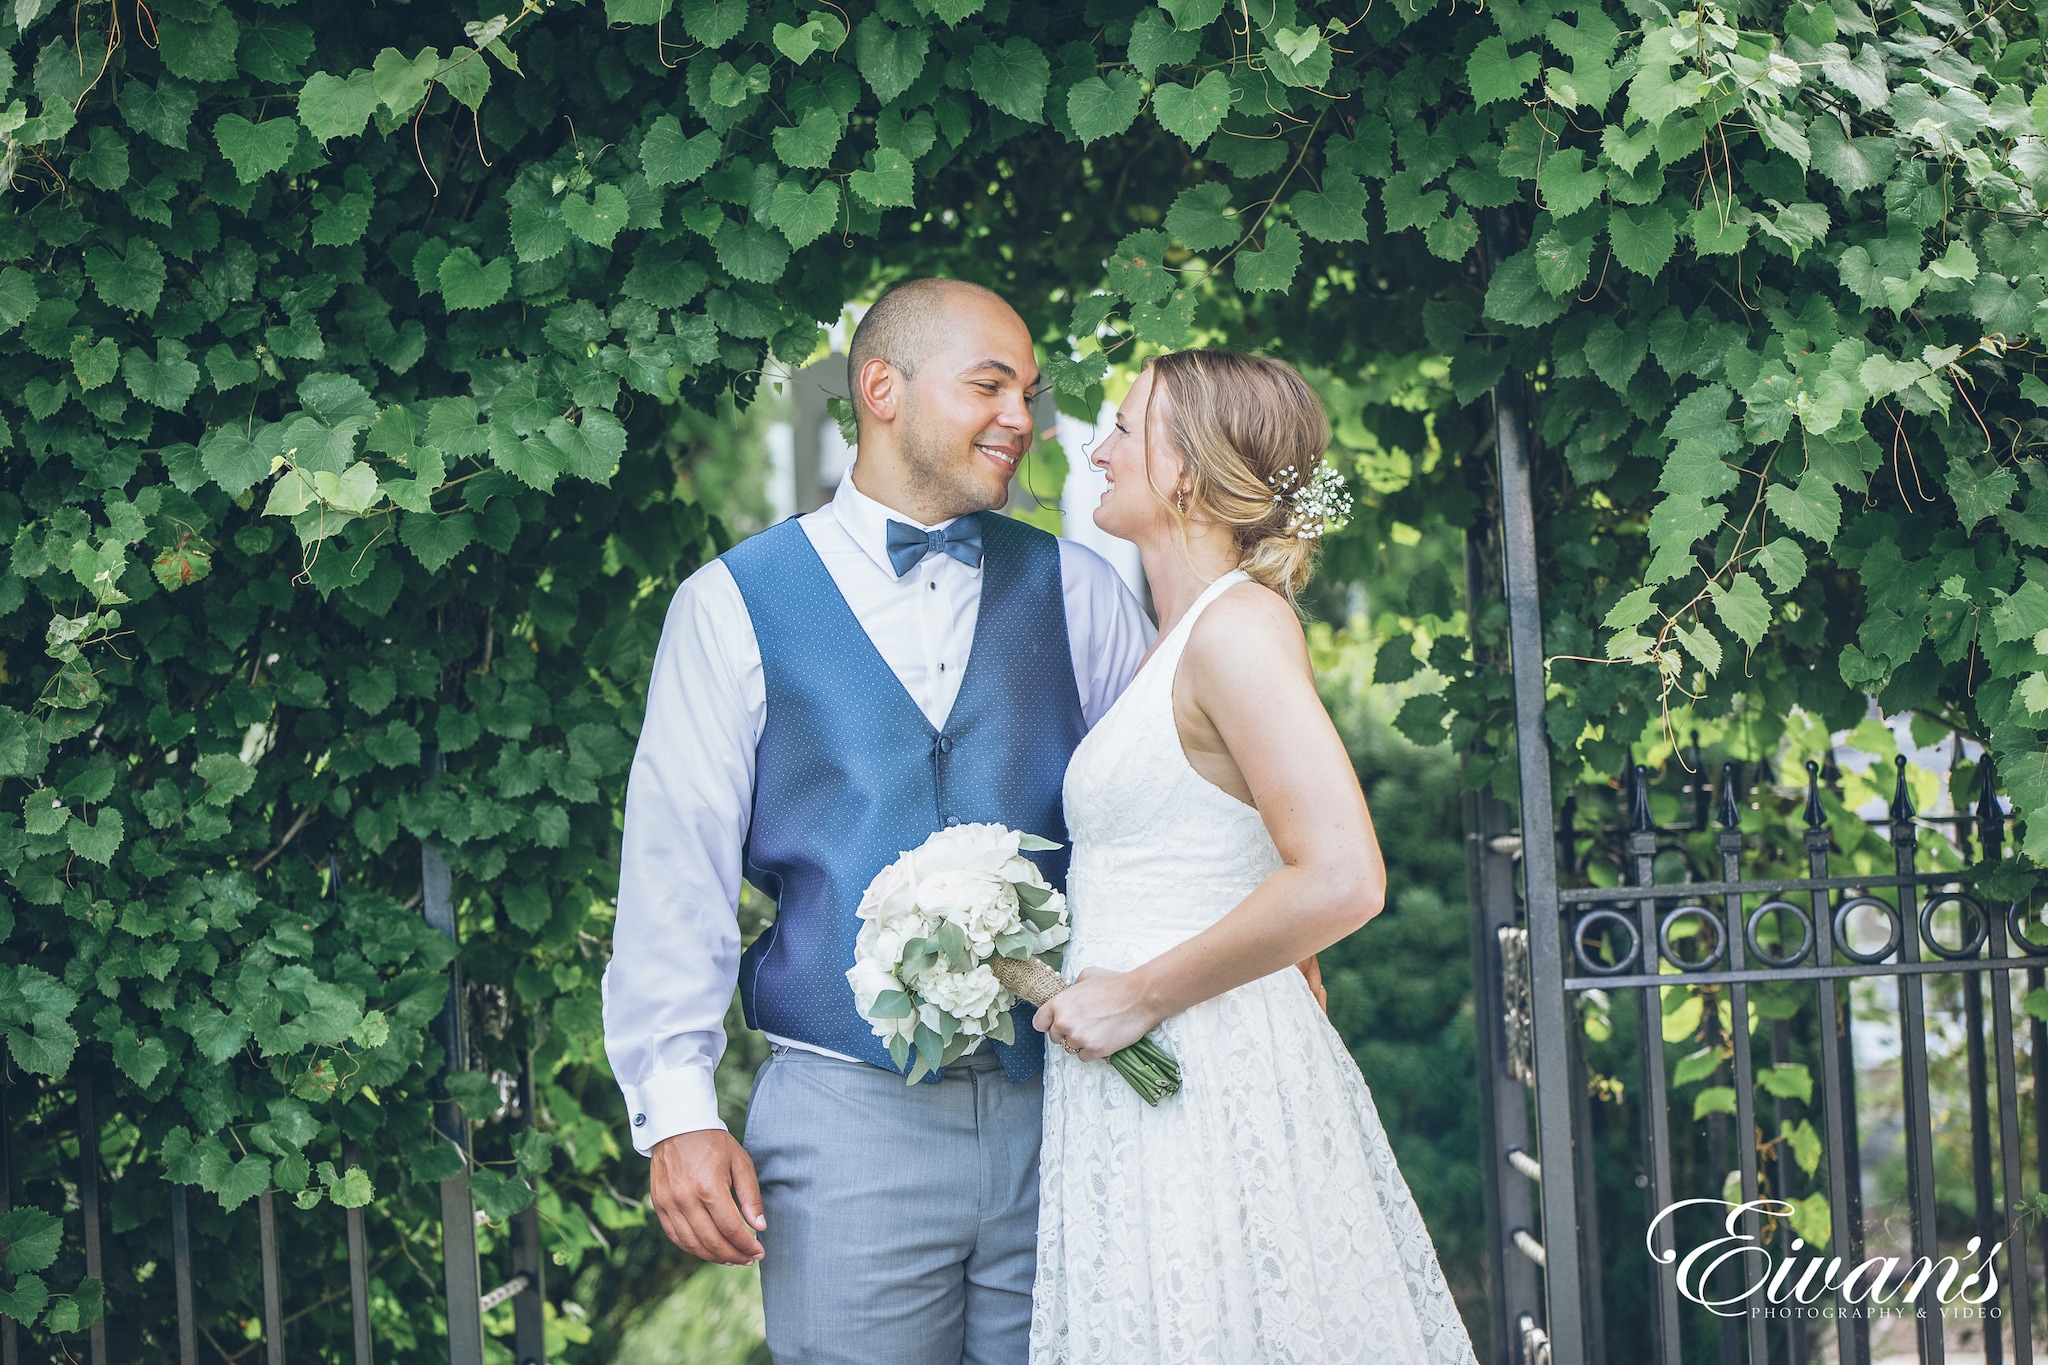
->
xmin=1141 ymin=349 xmax=1335 ymax=597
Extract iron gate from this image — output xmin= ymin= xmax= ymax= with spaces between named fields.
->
xmin=1469 ymin=228 xmax=2044 ymax=1364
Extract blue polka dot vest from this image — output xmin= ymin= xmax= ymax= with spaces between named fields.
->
xmin=722 ymin=513 xmax=1085 ymax=1082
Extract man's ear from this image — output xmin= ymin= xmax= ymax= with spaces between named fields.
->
xmin=856 ymin=357 xmax=899 ymax=424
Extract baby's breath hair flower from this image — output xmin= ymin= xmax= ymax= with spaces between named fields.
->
xmin=1269 ymin=459 xmax=1353 ymax=540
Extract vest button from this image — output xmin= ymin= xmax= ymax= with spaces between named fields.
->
xmin=944 ymin=815 xmax=960 ymax=827
xmin=937 ymin=736 xmax=953 ymax=754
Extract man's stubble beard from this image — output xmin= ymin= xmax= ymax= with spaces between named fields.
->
xmin=898 ymin=393 xmax=1011 ymax=521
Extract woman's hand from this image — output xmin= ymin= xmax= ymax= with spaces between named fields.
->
xmin=1033 ymin=967 xmax=1159 ymax=1062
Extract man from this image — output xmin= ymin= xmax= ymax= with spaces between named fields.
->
xmin=602 ymin=278 xmax=1152 ymax=1364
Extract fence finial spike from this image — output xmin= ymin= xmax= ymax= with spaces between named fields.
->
xmin=1888 ymin=753 xmax=1915 ymax=824
xmin=1719 ymin=762 xmax=1740 ymax=830
xmin=1629 ymin=763 xmax=1653 ymax=834
xmin=1977 ymin=757 xmax=2002 ymax=860
xmin=1804 ymin=759 xmax=1826 ymax=831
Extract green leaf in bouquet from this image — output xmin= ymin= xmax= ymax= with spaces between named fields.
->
xmin=869 ymin=989 xmax=914 ymax=1019
xmin=989 ymin=1010 xmax=1016 ymax=1045
xmin=1015 ymin=832 xmax=1063 ymax=851
xmin=994 ymin=930 xmax=1033 ymax=959
xmin=899 ymin=937 xmax=939 ymax=977
xmin=932 ymin=1007 xmax=960 ymax=1047
xmin=1021 ymin=902 xmax=1065 ymax=931
xmin=934 ymin=919 xmax=971 ymax=970
xmin=1015 ymin=881 xmax=1053 ymax=908
xmin=887 ymin=1034 xmax=910 ymax=1070
xmin=1041 ymin=943 xmax=1066 ymax=972
xmin=939 ymin=1033 xmax=975 ymax=1067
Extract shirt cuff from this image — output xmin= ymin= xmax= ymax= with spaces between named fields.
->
xmin=621 ymin=1064 xmax=726 ymax=1157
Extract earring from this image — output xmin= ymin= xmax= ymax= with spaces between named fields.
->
xmin=1176 ymin=487 xmax=1188 ymax=514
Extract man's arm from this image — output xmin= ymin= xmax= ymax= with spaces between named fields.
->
xmin=600 ymin=562 xmax=767 ymax=1263
xmin=1057 ymin=539 xmax=1155 ymax=727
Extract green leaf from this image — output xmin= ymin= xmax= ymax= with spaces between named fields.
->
xmin=1809 ymin=119 xmax=1896 ymax=193
xmin=1128 ymin=8 xmax=1200 ymax=80
xmin=490 ymin=420 xmax=564 ymax=492
xmin=112 ymin=1029 xmax=168 ymax=1087
xmin=1584 ymin=317 xmax=1647 ymax=392
xmin=1161 ymin=0 xmax=1226 ymax=25
xmin=1538 ymin=148 xmax=1604 ymax=218
xmin=1674 ymin=619 xmax=1723 ymax=675
xmin=1671 ymin=1046 xmax=1722 ymax=1088
xmin=121 ymin=339 xmax=200 ymax=410
xmin=0 ymin=1209 xmax=60 ymax=1276
xmin=158 ymin=9 xmax=240 ymax=83
xmin=1130 ymin=288 xmax=1197 ymax=346
xmin=215 ymin=1154 xmax=271 ymax=1213
xmin=675 ymin=0 xmax=746 ymax=44
xmin=1765 ymin=471 xmax=1843 ymax=544
xmin=641 ymin=115 xmax=719 ymax=187
xmin=201 ymin=427 xmax=269 ymax=497
xmin=1946 ymin=457 xmax=2019 ymax=530
xmin=401 ymin=511 xmax=475 ymax=571
xmin=971 ymin=38 xmax=1050 ymax=124
xmin=1609 ymin=203 xmax=1677 ymax=278
xmin=1758 ymin=1061 xmax=1813 ymax=1103
xmin=1068 ymin=72 xmax=1143 ymax=146
xmin=547 ymin=410 xmax=627 ymax=483
xmin=438 ymin=249 xmax=512 ymax=310
xmin=1165 ymin=183 xmax=1237 ymax=251
xmin=195 ymin=753 xmax=256 ymax=805
xmin=1752 ymin=538 xmax=1807 ymax=594
xmin=1235 ymin=223 xmax=1301 ymax=294
xmin=371 ymin=46 xmax=438 ymax=115
xmin=1532 ymin=228 xmax=1593 ymax=297
xmin=1292 ymin=171 xmax=1370 ymax=244
xmin=854 ymin=17 xmax=928 ymax=106
xmin=1469 ymin=36 xmax=1541 ymax=106
xmin=70 ymin=335 xmax=119 ymax=391
xmin=771 ymin=178 xmax=841 ymax=248
xmin=849 ymin=148 xmax=914 ymax=208
xmin=0 ymin=270 xmax=35 ymax=331
xmin=1483 ymin=250 xmax=1571 ymax=328
xmin=1152 ymin=71 xmax=1231 ymax=150
xmin=562 ymin=184 xmax=631 ymax=249
xmin=297 ymin=70 xmax=378 ymax=142
xmin=85 ymin=239 xmax=166 ymax=315
xmin=213 ymin=114 xmax=298 ymax=184
xmin=72 ymin=124 xmax=128 ymax=191
xmin=1709 ymin=573 xmax=1770 ymax=648
xmin=1689 ymin=201 xmax=1751 ymax=256
xmin=0 ymin=1274 xmax=45 ymax=1327
xmin=771 ymin=106 xmax=844 ymax=170
xmin=1693 ymin=1085 xmax=1738 ymax=1120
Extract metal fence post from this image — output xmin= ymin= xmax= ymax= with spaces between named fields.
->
xmin=421 ymin=832 xmax=485 ymax=1365
xmin=78 ymin=1058 xmax=105 ymax=1365
xmin=1481 ymin=204 xmax=1584 ymax=1364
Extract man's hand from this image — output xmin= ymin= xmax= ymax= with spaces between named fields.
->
xmin=649 ymin=1129 xmax=767 ymax=1265
xmin=1297 ymin=955 xmax=1327 ymax=1012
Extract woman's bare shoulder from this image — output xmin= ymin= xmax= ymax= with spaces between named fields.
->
xmin=1182 ymin=579 xmax=1310 ymax=685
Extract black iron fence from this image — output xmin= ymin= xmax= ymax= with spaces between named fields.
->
xmin=0 ymin=839 xmax=546 ymax=1365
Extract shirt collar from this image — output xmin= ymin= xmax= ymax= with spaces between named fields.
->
xmin=832 ymin=465 xmax=976 ymax=579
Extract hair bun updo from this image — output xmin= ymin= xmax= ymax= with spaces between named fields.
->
xmin=1144 ymin=350 xmax=1348 ymax=597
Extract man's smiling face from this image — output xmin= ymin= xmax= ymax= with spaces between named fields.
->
xmin=895 ymin=292 xmax=1041 ymax=519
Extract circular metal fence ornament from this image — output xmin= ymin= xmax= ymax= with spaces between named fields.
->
xmin=1833 ymin=895 xmax=1903 ymax=964
xmin=1658 ymin=904 xmax=1724 ymax=972
xmin=1744 ymin=900 xmax=1813 ymax=968
xmin=1917 ymin=892 xmax=1988 ymax=960
xmin=1571 ymin=909 xmax=1641 ymax=976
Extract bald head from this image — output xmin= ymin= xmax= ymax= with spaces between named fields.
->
xmin=847 ymin=278 xmax=1013 ymax=425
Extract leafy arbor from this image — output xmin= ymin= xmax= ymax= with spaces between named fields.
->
xmin=0 ymin=0 xmax=2041 ymax=1353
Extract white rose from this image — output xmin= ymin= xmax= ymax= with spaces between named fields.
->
xmin=919 ymin=964 xmax=1003 ymax=1022
xmin=858 ymin=854 xmax=921 ymax=923
xmin=916 ymin=869 xmax=1018 ymax=935
xmin=912 ymin=823 xmax=1022 ymax=879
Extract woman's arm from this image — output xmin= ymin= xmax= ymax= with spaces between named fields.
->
xmin=1034 ymin=585 xmax=1383 ymax=1060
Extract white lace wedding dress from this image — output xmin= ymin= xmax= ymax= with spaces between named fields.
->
xmin=1032 ymin=570 xmax=1478 ymax=1365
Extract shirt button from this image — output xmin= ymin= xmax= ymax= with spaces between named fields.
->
xmin=944 ymin=815 xmax=961 ymax=827
xmin=937 ymin=736 xmax=953 ymax=754
xmin=938 ymin=662 xmax=946 ymax=672
xmin=929 ymin=581 xmax=937 ymax=591
xmin=633 ymin=1113 xmax=646 ymax=1127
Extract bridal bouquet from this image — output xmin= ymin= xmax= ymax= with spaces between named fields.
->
xmin=846 ymin=823 xmax=1181 ymax=1104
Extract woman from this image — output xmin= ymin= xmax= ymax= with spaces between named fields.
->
xmin=1030 ymin=350 xmax=1477 ymax=1365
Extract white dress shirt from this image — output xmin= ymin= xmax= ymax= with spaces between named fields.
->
xmin=603 ymin=469 xmax=1155 ymax=1154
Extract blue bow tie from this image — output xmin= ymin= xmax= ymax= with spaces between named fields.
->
xmin=885 ymin=515 xmax=984 ymax=577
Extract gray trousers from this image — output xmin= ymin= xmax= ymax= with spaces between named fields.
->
xmin=743 ymin=1045 xmax=1041 ymax=1365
